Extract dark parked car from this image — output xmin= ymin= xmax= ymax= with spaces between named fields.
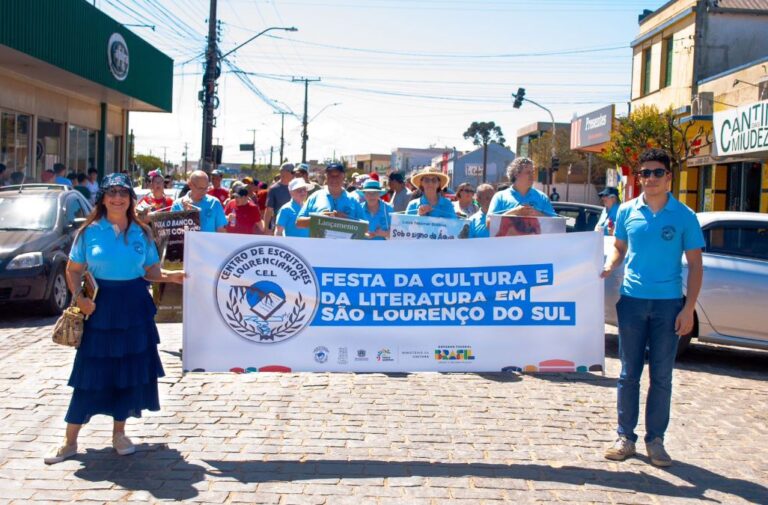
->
xmin=0 ymin=184 xmax=92 ymax=314
xmin=552 ymin=202 xmax=603 ymax=232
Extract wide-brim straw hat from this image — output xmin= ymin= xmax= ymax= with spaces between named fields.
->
xmin=410 ymin=166 xmax=450 ymax=190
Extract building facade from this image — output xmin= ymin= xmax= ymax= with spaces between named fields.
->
xmin=341 ymin=153 xmax=391 ymax=176
xmin=0 ymin=0 xmax=172 ymax=181
xmin=390 ymin=147 xmax=451 ymax=177
xmin=629 ymin=0 xmax=768 ymax=212
xmin=437 ymin=143 xmax=515 ymax=191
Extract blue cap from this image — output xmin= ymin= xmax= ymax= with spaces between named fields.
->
xmin=325 ymin=162 xmax=345 ymax=172
xmin=598 ymin=187 xmax=619 ymax=198
xmin=101 ymin=172 xmax=133 ymax=190
xmin=360 ymin=179 xmax=386 ymax=195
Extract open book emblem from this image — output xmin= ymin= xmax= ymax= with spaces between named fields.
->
xmin=247 ymin=285 xmax=286 ymax=320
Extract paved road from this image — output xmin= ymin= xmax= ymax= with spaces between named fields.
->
xmin=0 ymin=311 xmax=766 ymax=504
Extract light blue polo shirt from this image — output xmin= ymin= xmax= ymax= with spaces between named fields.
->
xmin=55 ymin=176 xmax=73 ymax=187
xmin=404 ymin=195 xmax=458 ymax=219
xmin=70 ymin=218 xmax=159 ymax=280
xmin=615 ymin=193 xmax=704 ymax=300
xmin=488 ymin=186 xmax=556 ymax=217
xmin=362 ymin=200 xmax=393 ymax=240
xmin=468 ymin=211 xmax=489 ymax=238
xmin=171 ymin=194 xmax=226 ymax=232
xmin=276 ymin=200 xmax=309 ymax=238
xmin=297 ymin=189 xmax=364 ymax=220
xmin=596 ymin=204 xmax=619 ymax=235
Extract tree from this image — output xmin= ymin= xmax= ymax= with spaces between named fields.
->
xmin=529 ymin=130 xmax=613 ymax=189
xmin=463 ymin=121 xmax=506 ymax=183
xmin=601 ymin=105 xmax=713 ymax=178
xmin=133 ymin=154 xmax=163 ymax=177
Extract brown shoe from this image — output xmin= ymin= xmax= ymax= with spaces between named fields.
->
xmin=604 ymin=436 xmax=636 ymax=461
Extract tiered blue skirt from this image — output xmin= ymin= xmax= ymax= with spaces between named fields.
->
xmin=65 ymin=278 xmax=164 ymax=424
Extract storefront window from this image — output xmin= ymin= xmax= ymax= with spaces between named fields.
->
xmin=37 ymin=119 xmax=64 ymax=177
xmin=0 ymin=109 xmax=32 ymax=176
xmin=726 ymin=162 xmax=761 ymax=213
xmin=67 ymin=125 xmax=97 ymax=174
xmin=699 ymin=165 xmax=713 ymax=212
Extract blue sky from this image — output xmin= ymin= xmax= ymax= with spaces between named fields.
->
xmin=97 ymin=0 xmax=667 ymax=165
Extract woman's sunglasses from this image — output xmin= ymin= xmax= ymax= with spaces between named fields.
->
xmin=638 ymin=168 xmax=669 ymax=179
xmin=105 ymin=187 xmax=131 ymax=197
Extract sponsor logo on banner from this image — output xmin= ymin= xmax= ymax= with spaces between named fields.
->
xmin=376 ymin=348 xmax=395 ymax=362
xmin=314 ymin=346 xmax=329 ymax=363
xmin=354 ymin=349 xmax=369 ymax=361
xmin=400 ymin=350 xmax=432 ymax=360
xmin=435 ymin=345 xmax=476 ymax=362
xmin=337 ymin=347 xmax=348 ymax=365
xmin=215 ymin=244 xmax=319 ymax=343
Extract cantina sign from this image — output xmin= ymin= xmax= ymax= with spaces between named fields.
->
xmin=714 ymin=100 xmax=768 ymax=156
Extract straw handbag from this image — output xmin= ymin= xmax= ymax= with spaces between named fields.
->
xmin=52 ymin=290 xmax=84 ymax=348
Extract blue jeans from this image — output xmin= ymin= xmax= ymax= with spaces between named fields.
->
xmin=615 ymin=295 xmax=683 ymax=443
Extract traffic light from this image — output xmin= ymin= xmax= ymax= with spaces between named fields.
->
xmin=512 ymin=87 xmax=526 ymax=108
xmin=551 ymin=156 xmax=560 ymax=172
xmin=212 ymin=145 xmax=223 ymax=165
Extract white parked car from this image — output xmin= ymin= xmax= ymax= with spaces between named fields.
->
xmin=604 ymin=212 xmax=768 ymax=355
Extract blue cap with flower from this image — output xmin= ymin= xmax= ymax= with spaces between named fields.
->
xmin=96 ymin=173 xmax=136 ymax=202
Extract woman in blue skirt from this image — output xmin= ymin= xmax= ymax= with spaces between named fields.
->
xmin=45 ymin=173 xmax=184 ymax=464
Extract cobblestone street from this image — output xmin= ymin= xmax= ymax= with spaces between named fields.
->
xmin=0 ymin=312 xmax=766 ymax=504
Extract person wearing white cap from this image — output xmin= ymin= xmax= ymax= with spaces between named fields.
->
xmin=275 ymin=177 xmax=312 ymax=238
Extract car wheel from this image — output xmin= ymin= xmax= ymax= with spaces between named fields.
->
xmin=44 ymin=267 xmax=70 ymax=315
xmin=676 ymin=312 xmax=698 ymax=358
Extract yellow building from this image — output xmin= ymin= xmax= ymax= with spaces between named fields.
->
xmin=629 ymin=0 xmax=768 ymax=212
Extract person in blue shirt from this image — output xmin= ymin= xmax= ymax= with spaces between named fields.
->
xmin=601 ymin=149 xmax=704 ymax=468
xmin=404 ymin=167 xmax=457 ymax=219
xmin=53 ymin=163 xmax=72 ymax=187
xmin=275 ymin=177 xmax=311 ymax=238
xmin=171 ymin=170 xmax=227 ymax=232
xmin=595 ymin=186 xmax=620 ymax=236
xmin=487 ymin=157 xmax=556 ymax=229
xmin=296 ymin=162 xmax=364 ymax=228
xmin=45 ymin=173 xmax=184 ymax=465
xmin=359 ymin=179 xmax=393 ymax=239
xmin=467 ymin=184 xmax=495 ymax=238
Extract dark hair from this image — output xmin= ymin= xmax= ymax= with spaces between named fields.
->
xmin=258 ymin=182 xmax=268 ymax=190
xmin=0 ymin=163 xmax=6 ymax=174
xmin=638 ymin=148 xmax=671 ymax=171
xmin=77 ymin=186 xmax=152 ymax=245
xmin=9 ymin=171 xmax=24 ymax=185
xmin=456 ymin=182 xmax=475 ymax=195
xmin=66 ymin=172 xmax=76 ymax=181
xmin=76 ymin=173 xmax=87 ymax=183
xmin=53 ymin=163 xmax=66 ymax=174
xmin=87 ymin=167 xmax=98 ymax=175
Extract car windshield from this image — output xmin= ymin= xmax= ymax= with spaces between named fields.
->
xmin=0 ymin=196 xmax=58 ymax=230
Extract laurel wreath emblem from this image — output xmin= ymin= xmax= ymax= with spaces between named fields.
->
xmin=225 ymin=288 xmax=307 ymax=341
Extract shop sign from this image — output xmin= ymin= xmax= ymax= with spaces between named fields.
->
xmin=107 ymin=33 xmax=130 ymax=81
xmin=570 ymin=105 xmax=614 ymax=150
xmin=713 ymin=100 xmax=768 ymax=156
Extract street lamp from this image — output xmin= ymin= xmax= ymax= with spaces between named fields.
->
xmin=309 ymin=102 xmax=341 ymax=124
xmin=219 ymin=26 xmax=298 ymax=60
xmin=511 ymin=90 xmax=557 ymax=192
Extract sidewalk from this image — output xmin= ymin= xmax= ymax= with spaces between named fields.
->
xmin=0 ymin=318 xmax=766 ymax=504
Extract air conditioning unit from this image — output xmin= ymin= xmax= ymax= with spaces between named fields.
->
xmin=691 ymin=92 xmax=713 ymax=116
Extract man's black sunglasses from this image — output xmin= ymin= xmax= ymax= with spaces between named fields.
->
xmin=638 ymin=168 xmax=669 ymax=178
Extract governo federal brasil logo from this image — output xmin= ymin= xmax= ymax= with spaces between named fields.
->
xmin=215 ymin=244 xmax=319 ymax=343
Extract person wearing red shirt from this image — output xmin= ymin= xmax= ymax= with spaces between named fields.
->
xmin=207 ymin=170 xmax=229 ymax=204
xmin=256 ymin=181 xmax=269 ymax=213
xmin=225 ymin=187 xmax=264 ymax=235
xmin=137 ymin=170 xmax=173 ymax=221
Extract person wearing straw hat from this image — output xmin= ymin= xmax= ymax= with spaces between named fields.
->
xmin=359 ymin=179 xmax=393 ymax=240
xmin=136 ymin=169 xmax=173 ymax=222
xmin=404 ymin=166 xmax=457 ymax=219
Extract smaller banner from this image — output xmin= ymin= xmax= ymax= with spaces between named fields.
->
xmin=570 ymin=104 xmax=614 ymax=151
xmin=309 ymin=214 xmax=368 ymax=239
xmin=150 ymin=209 xmax=200 ymax=322
xmin=488 ymin=215 xmax=566 ymax=237
xmin=390 ymin=213 xmax=469 ymax=240
xmin=713 ymin=99 xmax=768 ymax=156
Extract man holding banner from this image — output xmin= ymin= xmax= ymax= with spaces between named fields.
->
xmin=487 ymin=158 xmax=556 ymax=226
xmin=171 ymin=170 xmax=227 ymax=233
xmin=602 ymin=149 xmax=704 ymax=467
xmin=296 ymin=162 xmax=364 ymax=228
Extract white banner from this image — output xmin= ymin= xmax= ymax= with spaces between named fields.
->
xmin=390 ymin=213 xmax=469 ymax=240
xmin=183 ymin=232 xmax=605 ymax=373
xmin=713 ymin=99 xmax=768 ymax=156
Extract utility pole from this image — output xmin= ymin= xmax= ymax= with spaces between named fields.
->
xmin=273 ymin=111 xmax=288 ymax=164
xmin=292 ymin=77 xmax=320 ymax=163
xmin=183 ymin=143 xmax=189 ymax=178
xmin=247 ymin=129 xmax=256 ymax=171
xmin=269 ymin=146 xmax=274 ymax=169
xmin=200 ymin=0 xmax=218 ymax=174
